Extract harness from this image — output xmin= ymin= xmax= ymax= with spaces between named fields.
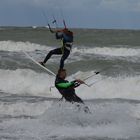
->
xmin=61 ymin=40 xmax=73 ymax=54
xmin=56 ymin=30 xmax=73 ymax=54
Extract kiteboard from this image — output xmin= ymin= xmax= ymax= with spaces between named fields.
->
xmin=23 ymin=51 xmax=56 ymax=76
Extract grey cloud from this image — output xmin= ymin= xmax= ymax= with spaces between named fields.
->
xmin=2 ymin=0 xmax=140 ymax=12
xmin=0 ymin=0 xmax=140 ymax=29
xmin=99 ymin=0 xmax=140 ymax=12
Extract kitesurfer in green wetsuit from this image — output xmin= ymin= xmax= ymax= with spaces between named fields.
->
xmin=55 ymin=69 xmax=85 ymax=104
xmin=40 ymin=25 xmax=73 ymax=69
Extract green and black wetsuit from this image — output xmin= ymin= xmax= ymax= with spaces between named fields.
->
xmin=55 ymin=75 xmax=84 ymax=104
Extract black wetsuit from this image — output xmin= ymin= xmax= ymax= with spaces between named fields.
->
xmin=43 ymin=31 xmax=73 ymax=69
xmin=55 ymin=75 xmax=84 ymax=104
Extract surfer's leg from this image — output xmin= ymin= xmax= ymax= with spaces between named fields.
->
xmin=60 ymin=49 xmax=70 ymax=69
xmin=73 ymin=94 xmax=84 ymax=104
xmin=62 ymin=92 xmax=91 ymax=113
xmin=63 ymin=94 xmax=74 ymax=103
xmin=72 ymin=95 xmax=91 ymax=113
xmin=43 ymin=48 xmax=62 ymax=63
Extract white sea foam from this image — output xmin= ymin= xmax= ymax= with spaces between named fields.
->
xmin=73 ymin=46 xmax=140 ymax=57
xmin=0 ymin=101 xmax=52 ymax=116
xmin=77 ymin=74 xmax=140 ymax=100
xmin=0 ymin=101 xmax=140 ymax=139
xmin=0 ymin=41 xmax=51 ymax=52
xmin=0 ymin=69 xmax=139 ymax=139
xmin=0 ymin=41 xmax=140 ymax=57
xmin=0 ymin=69 xmax=55 ymax=96
xmin=0 ymin=69 xmax=139 ymax=100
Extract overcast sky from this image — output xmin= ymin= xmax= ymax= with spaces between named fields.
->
xmin=0 ymin=0 xmax=140 ymax=29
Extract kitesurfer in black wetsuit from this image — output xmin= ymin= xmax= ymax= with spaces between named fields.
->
xmin=40 ymin=25 xmax=73 ymax=69
xmin=55 ymin=69 xmax=84 ymax=104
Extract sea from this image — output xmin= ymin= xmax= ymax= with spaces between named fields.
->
xmin=0 ymin=27 xmax=140 ymax=140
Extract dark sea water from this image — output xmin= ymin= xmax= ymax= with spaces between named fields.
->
xmin=0 ymin=27 xmax=140 ymax=140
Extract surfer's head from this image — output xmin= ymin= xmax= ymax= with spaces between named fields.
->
xmin=57 ymin=69 xmax=67 ymax=79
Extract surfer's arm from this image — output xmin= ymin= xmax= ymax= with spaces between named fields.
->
xmin=56 ymin=80 xmax=84 ymax=89
xmin=56 ymin=82 xmax=74 ymax=89
xmin=48 ymin=24 xmax=56 ymax=33
xmin=48 ymin=24 xmax=63 ymax=34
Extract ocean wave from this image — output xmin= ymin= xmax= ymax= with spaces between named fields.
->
xmin=0 ymin=101 xmax=52 ymax=116
xmin=0 ymin=100 xmax=140 ymax=139
xmin=0 ymin=41 xmax=140 ymax=58
xmin=0 ymin=69 xmax=139 ymax=100
xmin=0 ymin=41 xmax=51 ymax=52
xmin=73 ymin=46 xmax=140 ymax=57
xmin=0 ymin=69 xmax=55 ymax=96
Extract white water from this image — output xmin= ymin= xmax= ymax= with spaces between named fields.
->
xmin=0 ymin=69 xmax=139 ymax=100
xmin=73 ymin=46 xmax=140 ymax=57
xmin=0 ymin=101 xmax=140 ymax=139
xmin=0 ymin=41 xmax=50 ymax=52
xmin=0 ymin=101 xmax=52 ymax=116
xmin=0 ymin=41 xmax=140 ymax=57
xmin=0 ymin=41 xmax=140 ymax=139
xmin=0 ymin=69 xmax=54 ymax=96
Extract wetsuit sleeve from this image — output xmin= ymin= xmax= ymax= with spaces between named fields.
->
xmin=56 ymin=82 xmax=74 ymax=89
xmin=56 ymin=80 xmax=80 ymax=89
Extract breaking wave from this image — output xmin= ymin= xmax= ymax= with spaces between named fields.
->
xmin=0 ymin=69 xmax=139 ymax=100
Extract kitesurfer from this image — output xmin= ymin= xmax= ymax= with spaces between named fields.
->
xmin=55 ymin=69 xmax=84 ymax=104
xmin=40 ymin=25 xmax=73 ymax=69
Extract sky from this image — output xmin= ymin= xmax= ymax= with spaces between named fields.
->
xmin=0 ymin=0 xmax=140 ymax=29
